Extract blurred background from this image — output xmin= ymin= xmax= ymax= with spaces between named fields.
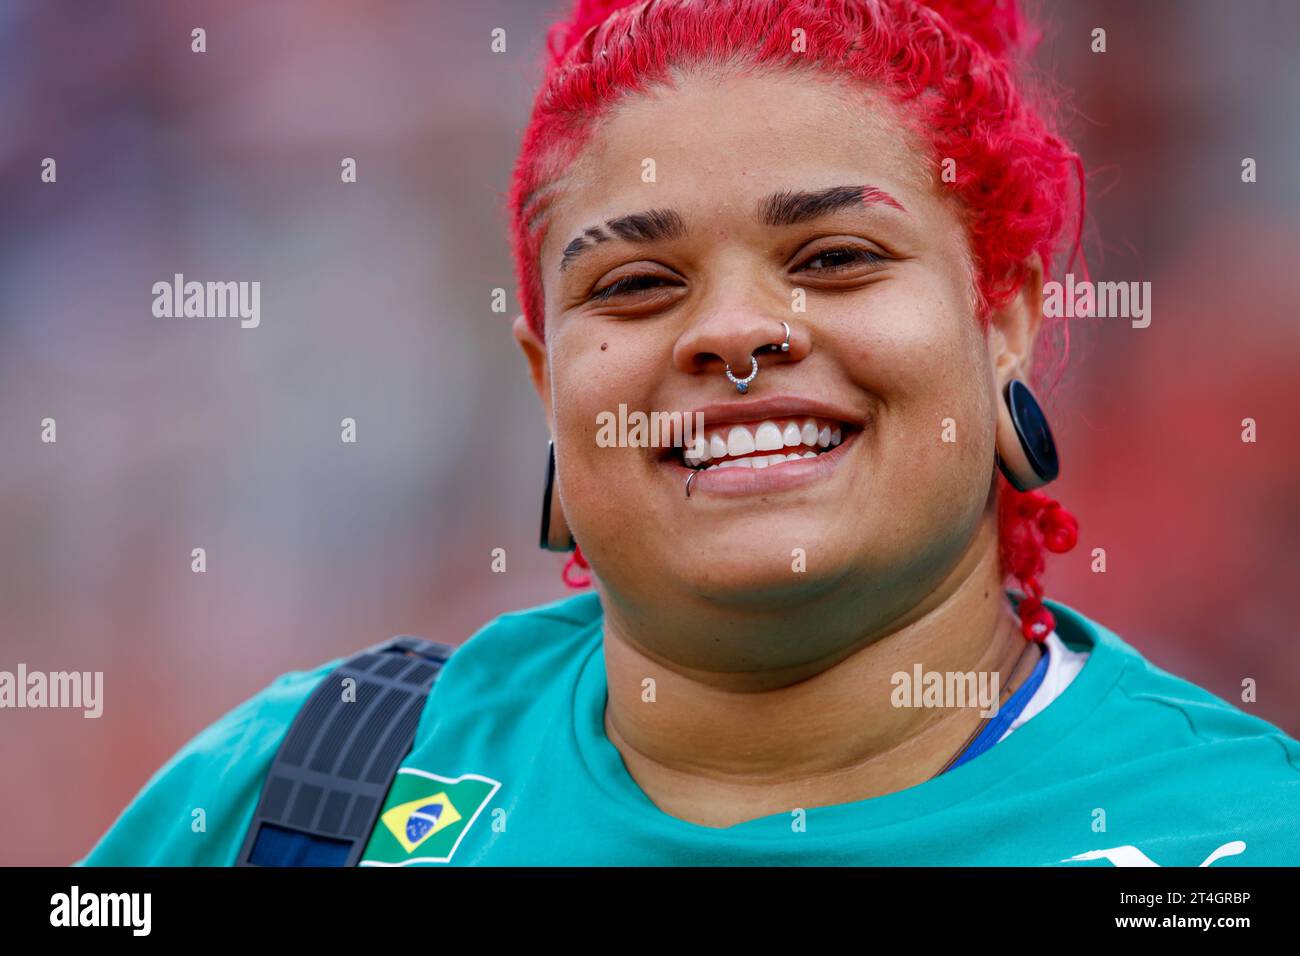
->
xmin=1 ymin=0 xmax=1297 ymax=864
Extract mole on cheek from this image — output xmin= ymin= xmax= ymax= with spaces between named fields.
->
xmin=600 ymin=342 xmax=609 ymax=351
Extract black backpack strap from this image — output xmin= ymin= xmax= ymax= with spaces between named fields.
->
xmin=235 ymin=636 xmax=455 ymax=867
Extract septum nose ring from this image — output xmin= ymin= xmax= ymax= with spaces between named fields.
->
xmin=724 ymin=356 xmax=758 ymax=394
xmin=698 ymin=321 xmax=794 ymax=495
xmin=722 ymin=321 xmax=792 ymax=394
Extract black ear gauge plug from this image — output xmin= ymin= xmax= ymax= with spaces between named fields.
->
xmin=995 ymin=379 xmax=1060 ymax=492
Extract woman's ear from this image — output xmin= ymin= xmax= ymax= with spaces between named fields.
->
xmin=512 ymin=313 xmax=553 ymax=421
xmin=987 ymin=253 xmax=1045 ymax=384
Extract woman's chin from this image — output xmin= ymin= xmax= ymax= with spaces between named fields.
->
xmin=668 ymin=550 xmax=857 ymax=607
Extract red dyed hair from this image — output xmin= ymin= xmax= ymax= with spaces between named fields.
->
xmin=508 ymin=0 xmax=1083 ymax=641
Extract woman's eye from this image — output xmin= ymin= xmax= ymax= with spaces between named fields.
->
xmin=587 ymin=248 xmax=883 ymax=301
xmin=589 ymin=274 xmax=673 ymax=302
xmin=797 ymin=245 xmax=887 ymax=272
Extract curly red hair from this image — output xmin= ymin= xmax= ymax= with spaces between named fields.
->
xmin=509 ymin=0 xmax=1084 ymax=641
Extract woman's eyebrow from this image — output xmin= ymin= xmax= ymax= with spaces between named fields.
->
xmin=758 ymin=184 xmax=907 ymax=227
xmin=559 ymin=209 xmax=686 ymax=272
xmin=558 ymin=185 xmax=904 ymax=272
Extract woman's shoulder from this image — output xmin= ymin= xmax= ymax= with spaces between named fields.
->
xmin=79 ymin=658 xmax=343 ymax=865
xmin=1046 ymin=597 xmax=1299 ymax=814
xmin=1052 ymin=597 xmax=1299 ymax=751
xmin=468 ymin=590 xmax=605 ymax=640
xmin=447 ymin=591 xmax=605 ymax=670
xmin=82 ymin=594 xmax=604 ymax=864
xmin=1027 ymin=598 xmax=1299 ymax=865
xmin=429 ymin=591 xmax=605 ymax=705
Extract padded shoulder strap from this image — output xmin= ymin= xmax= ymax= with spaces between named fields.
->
xmin=235 ymin=636 xmax=455 ymax=867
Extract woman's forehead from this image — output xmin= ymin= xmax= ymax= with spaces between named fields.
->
xmin=537 ymin=69 xmax=939 ymax=265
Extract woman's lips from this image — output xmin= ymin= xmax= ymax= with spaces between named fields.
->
xmin=664 ymin=426 xmax=860 ymax=495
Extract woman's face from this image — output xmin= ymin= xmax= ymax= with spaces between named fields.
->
xmin=519 ymin=68 xmax=1032 ymax=656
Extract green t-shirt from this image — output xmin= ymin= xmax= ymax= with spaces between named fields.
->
xmin=79 ymin=591 xmax=1300 ymax=866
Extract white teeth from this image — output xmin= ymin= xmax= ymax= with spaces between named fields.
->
xmin=727 ymin=426 xmax=756 ymax=457
xmin=754 ymin=421 xmax=783 ymax=451
xmin=690 ymin=417 xmax=848 ymax=471
xmin=709 ymin=452 xmax=818 ymax=472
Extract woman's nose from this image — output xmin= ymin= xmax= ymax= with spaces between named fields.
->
xmin=672 ymin=311 xmax=808 ymax=377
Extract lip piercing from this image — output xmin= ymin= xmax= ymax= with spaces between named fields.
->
xmin=685 ymin=469 xmax=698 ymax=498
xmin=724 ymin=355 xmax=759 ymax=393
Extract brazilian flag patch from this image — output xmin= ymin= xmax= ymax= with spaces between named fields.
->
xmin=359 ymin=768 xmax=501 ymax=866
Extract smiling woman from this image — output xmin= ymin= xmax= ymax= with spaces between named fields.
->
xmin=512 ymin=18 xmax=1077 ymax=661
xmin=78 ymin=0 xmax=1300 ymax=870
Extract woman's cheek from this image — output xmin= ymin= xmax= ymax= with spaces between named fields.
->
xmin=551 ymin=343 xmax=648 ymax=526
xmin=551 ymin=326 xmax=623 ymax=433
xmin=848 ymin=318 xmax=992 ymax=521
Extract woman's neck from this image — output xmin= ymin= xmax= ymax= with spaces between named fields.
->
xmin=599 ymin=542 xmax=1027 ymax=829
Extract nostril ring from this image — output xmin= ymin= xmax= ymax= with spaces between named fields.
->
xmin=776 ymin=320 xmax=791 ymax=352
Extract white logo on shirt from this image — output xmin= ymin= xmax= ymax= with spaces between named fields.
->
xmin=1062 ymin=840 xmax=1245 ymax=867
